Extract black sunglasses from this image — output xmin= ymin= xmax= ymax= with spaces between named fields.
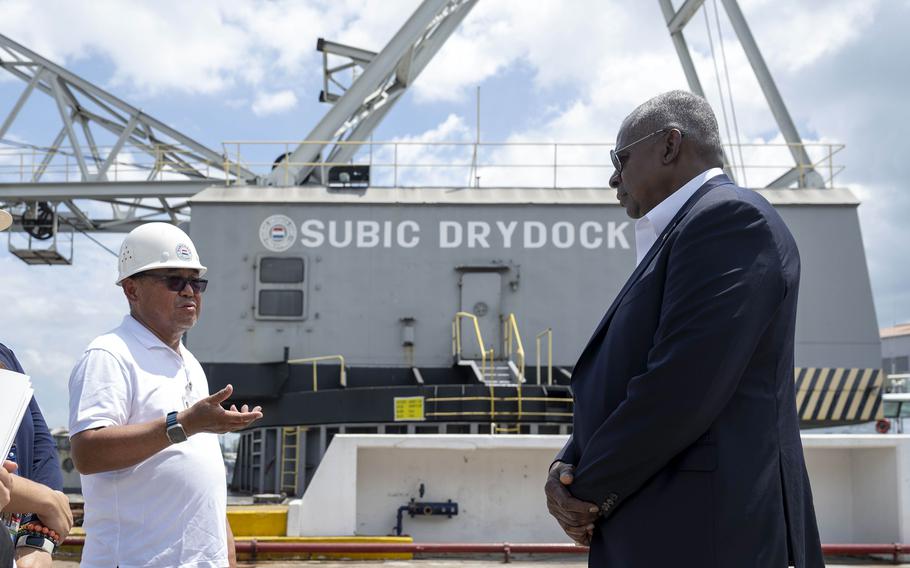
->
xmin=610 ymin=128 xmax=681 ymax=175
xmin=139 ymin=274 xmax=208 ymax=293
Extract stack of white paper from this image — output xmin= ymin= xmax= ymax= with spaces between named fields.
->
xmin=0 ymin=369 xmax=33 ymax=461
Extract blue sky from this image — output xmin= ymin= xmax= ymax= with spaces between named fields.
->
xmin=1 ymin=0 xmax=908 ymax=427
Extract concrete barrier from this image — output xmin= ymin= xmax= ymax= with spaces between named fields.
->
xmin=802 ymin=434 xmax=910 ymax=544
xmin=288 ymin=434 xmax=910 ymax=544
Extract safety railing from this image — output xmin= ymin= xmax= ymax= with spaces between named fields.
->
xmin=0 ymin=143 xmax=230 ymax=184
xmin=286 ymin=354 xmax=347 ymax=392
xmin=502 ymin=313 xmax=526 ymax=383
xmin=535 ymin=328 xmax=553 ymax=386
xmin=424 ymin=393 xmax=574 ymax=421
xmin=219 ymin=139 xmax=847 ymax=190
xmin=0 ymin=140 xmax=847 ymax=189
xmin=452 ymin=311 xmax=493 ymax=381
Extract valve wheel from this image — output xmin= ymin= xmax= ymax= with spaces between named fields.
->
xmin=21 ymin=201 xmax=55 ymax=240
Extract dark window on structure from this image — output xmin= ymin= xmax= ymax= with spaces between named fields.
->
xmin=258 ymin=290 xmax=303 ymax=317
xmin=895 ymin=356 xmax=910 ymax=374
xmin=260 ymin=257 xmax=305 ymax=283
xmin=255 ymin=256 xmax=307 ymax=320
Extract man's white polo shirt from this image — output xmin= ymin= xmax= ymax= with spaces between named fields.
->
xmin=68 ymin=315 xmax=227 ymax=568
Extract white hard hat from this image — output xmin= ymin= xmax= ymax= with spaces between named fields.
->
xmin=0 ymin=209 xmax=11 ymax=232
xmin=116 ymin=222 xmax=207 ymax=285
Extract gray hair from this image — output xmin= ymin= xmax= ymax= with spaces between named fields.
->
xmin=623 ymin=90 xmax=724 ymax=166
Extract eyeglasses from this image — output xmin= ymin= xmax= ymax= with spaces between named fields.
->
xmin=140 ymin=274 xmax=209 ymax=293
xmin=610 ymin=128 xmax=680 ymax=175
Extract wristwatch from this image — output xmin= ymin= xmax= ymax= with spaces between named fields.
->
xmin=166 ymin=411 xmax=188 ymax=443
xmin=16 ymin=533 xmax=55 ymax=554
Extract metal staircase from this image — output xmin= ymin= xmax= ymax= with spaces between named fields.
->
xmin=456 ymin=359 xmax=520 ymax=386
xmin=452 ymin=311 xmax=528 ymax=386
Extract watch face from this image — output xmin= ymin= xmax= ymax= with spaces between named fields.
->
xmin=167 ymin=424 xmax=188 ymax=443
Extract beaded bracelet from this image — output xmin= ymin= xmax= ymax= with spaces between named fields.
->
xmin=16 ymin=521 xmax=60 ymax=546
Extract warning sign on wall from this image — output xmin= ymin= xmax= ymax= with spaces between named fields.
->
xmin=394 ymin=396 xmax=426 ymax=422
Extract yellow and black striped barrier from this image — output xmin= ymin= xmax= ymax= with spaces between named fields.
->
xmin=795 ymin=367 xmax=883 ymax=426
xmin=400 ymin=367 xmax=885 ymax=428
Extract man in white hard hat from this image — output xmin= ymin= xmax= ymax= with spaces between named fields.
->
xmin=67 ymin=222 xmax=263 ymax=568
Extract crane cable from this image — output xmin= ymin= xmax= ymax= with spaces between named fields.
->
xmin=702 ymin=1 xmax=738 ymax=182
xmin=712 ymin=0 xmax=748 ymax=187
xmin=70 ymin=222 xmax=119 ymax=257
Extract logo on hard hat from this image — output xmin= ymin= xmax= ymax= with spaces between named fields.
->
xmin=175 ymin=243 xmax=193 ymax=261
xmin=259 ymin=215 xmax=297 ymax=252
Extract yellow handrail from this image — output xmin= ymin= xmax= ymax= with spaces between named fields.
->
xmin=536 ymin=328 xmax=553 ymax=385
xmin=287 ymin=354 xmax=347 ymax=391
xmin=502 ymin=313 xmax=526 ymax=382
xmin=453 ymin=311 xmax=493 ymax=380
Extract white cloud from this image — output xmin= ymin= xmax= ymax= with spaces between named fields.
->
xmin=412 ymin=0 xmax=638 ymax=103
xmin=2 ymin=0 xmax=248 ymax=95
xmin=366 ymin=113 xmax=474 ymax=187
xmin=251 ymin=89 xmax=299 ymax=116
xmin=741 ymin=0 xmax=879 ymax=72
xmin=0 ymin=0 xmax=398 ymax=97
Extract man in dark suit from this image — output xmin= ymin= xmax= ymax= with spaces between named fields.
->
xmin=545 ymin=90 xmax=824 ymax=567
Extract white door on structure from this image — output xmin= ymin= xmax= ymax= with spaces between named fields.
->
xmin=459 ymin=272 xmax=502 ymax=360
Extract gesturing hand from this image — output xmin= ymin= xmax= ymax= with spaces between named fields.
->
xmin=178 ymin=384 xmax=263 ymax=436
xmin=545 ymin=461 xmax=600 ymax=546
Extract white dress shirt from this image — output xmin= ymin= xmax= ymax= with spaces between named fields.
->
xmin=634 ymin=167 xmax=725 ymax=265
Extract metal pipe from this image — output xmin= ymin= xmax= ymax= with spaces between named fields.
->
xmin=60 ymin=538 xmax=910 ymax=560
xmin=230 ymin=541 xmax=587 ymax=557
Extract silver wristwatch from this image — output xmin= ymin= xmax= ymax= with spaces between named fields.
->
xmin=166 ymin=411 xmax=188 ymax=443
xmin=16 ymin=533 xmax=55 ymax=554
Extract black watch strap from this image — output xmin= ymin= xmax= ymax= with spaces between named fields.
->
xmin=16 ymin=533 xmax=55 ymax=554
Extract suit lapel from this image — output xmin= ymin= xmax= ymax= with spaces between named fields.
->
xmin=574 ymin=175 xmax=734 ymax=371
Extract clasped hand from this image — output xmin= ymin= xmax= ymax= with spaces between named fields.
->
xmin=0 ymin=460 xmax=14 ymax=510
xmin=545 ymin=461 xmax=600 ymax=546
xmin=178 ymin=384 xmax=263 ymax=436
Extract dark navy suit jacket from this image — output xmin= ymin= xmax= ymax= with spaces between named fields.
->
xmin=558 ymin=176 xmax=824 ymax=567
xmin=0 ymin=344 xmax=63 ymax=491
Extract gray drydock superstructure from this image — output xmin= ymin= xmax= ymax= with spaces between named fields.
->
xmin=187 ymin=184 xmax=883 ymax=496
